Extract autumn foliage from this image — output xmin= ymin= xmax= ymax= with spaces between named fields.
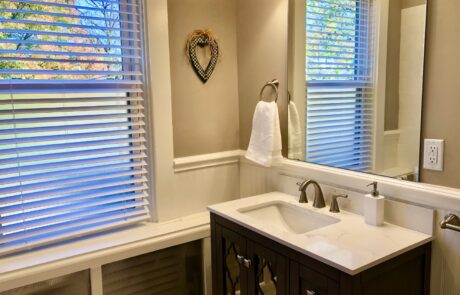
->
xmin=0 ymin=0 xmax=123 ymax=80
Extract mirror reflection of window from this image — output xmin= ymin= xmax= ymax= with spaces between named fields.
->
xmin=288 ymin=0 xmax=427 ymax=182
xmin=305 ymin=0 xmax=374 ymax=172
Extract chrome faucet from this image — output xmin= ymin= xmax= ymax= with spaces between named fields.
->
xmin=296 ymin=180 xmax=326 ymax=208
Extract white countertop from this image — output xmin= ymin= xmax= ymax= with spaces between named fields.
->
xmin=208 ymin=192 xmax=433 ymax=275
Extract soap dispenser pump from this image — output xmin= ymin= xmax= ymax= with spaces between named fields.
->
xmin=364 ymin=182 xmax=385 ymax=226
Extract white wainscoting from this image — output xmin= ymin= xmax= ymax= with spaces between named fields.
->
xmin=171 ymin=150 xmax=242 ymax=219
xmin=240 ymin=156 xmax=460 ymax=294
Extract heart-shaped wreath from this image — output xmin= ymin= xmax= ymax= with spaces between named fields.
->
xmin=186 ymin=29 xmax=219 ymax=83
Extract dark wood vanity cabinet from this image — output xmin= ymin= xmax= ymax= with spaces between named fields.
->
xmin=211 ymin=213 xmax=431 ymax=295
xmin=212 ymin=221 xmax=289 ymax=294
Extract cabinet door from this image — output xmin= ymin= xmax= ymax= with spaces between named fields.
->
xmin=290 ymin=262 xmax=340 ymax=295
xmin=247 ymin=241 xmax=289 ymax=295
xmin=214 ymin=224 xmax=248 ymax=295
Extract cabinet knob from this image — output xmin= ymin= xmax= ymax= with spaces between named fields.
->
xmin=243 ymin=258 xmax=252 ymax=269
xmin=306 ymin=290 xmax=316 ymax=295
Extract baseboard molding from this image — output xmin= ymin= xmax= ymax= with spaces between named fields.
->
xmin=173 ymin=150 xmax=244 ymax=173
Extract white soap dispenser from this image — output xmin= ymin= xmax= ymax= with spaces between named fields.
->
xmin=364 ymin=182 xmax=385 ymax=226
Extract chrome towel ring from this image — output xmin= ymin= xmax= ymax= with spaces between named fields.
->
xmin=259 ymin=79 xmax=279 ymax=102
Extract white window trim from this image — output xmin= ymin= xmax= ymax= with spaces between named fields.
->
xmin=0 ymin=0 xmax=190 ymax=287
xmin=143 ymin=0 xmax=176 ymax=222
xmin=372 ymin=0 xmax=390 ymax=173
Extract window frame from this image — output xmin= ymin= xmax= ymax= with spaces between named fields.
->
xmin=0 ymin=0 xmax=161 ymax=254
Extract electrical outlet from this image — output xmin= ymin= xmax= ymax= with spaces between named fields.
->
xmin=423 ymin=139 xmax=444 ymax=171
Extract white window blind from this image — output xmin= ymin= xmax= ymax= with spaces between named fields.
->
xmin=306 ymin=0 xmax=374 ymax=172
xmin=0 ymin=0 xmax=149 ymax=255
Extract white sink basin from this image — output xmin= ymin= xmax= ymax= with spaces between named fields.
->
xmin=238 ymin=201 xmax=339 ymax=234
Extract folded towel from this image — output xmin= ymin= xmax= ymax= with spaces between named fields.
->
xmin=288 ymin=100 xmax=303 ymax=160
xmin=245 ymin=101 xmax=283 ymax=167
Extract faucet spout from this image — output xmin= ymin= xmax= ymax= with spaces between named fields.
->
xmin=296 ymin=180 xmax=309 ymax=203
xmin=297 ymin=180 xmax=325 ymax=208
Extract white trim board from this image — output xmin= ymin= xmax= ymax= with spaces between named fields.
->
xmin=144 ymin=0 xmax=176 ymax=222
xmin=174 ymin=150 xmax=244 ymax=173
xmin=275 ymin=158 xmax=460 ymax=212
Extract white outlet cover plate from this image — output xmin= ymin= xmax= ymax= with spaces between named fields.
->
xmin=423 ymin=139 xmax=444 ymax=171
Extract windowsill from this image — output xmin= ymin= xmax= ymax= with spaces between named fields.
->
xmin=0 ymin=212 xmax=210 ymax=287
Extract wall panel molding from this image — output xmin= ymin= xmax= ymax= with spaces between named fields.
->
xmin=173 ymin=150 xmax=244 ymax=173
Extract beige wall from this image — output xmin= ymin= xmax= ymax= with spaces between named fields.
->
xmin=420 ymin=0 xmax=460 ymax=189
xmin=168 ymin=0 xmax=240 ymax=157
xmin=236 ymin=0 xmax=289 ymax=155
xmin=384 ymin=0 xmax=401 ymax=131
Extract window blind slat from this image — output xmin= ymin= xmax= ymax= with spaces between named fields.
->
xmin=307 ymin=111 xmax=372 ymax=118
xmin=309 ymin=144 xmax=372 ymax=156
xmin=0 ymin=121 xmax=144 ymax=134
xmin=0 ymin=129 xmax=145 ymax=145
xmin=0 ymin=28 xmax=136 ymax=42
xmin=0 ymin=146 xmax=146 ymax=167
xmin=0 ymin=208 xmax=148 ymax=244
xmin=0 ymin=185 xmax=148 ymax=212
xmin=0 ymin=113 xmax=144 ymax=125
xmin=0 ymin=161 xmax=147 ymax=185
xmin=0 ymin=96 xmax=143 ymax=104
xmin=0 ymin=49 xmax=141 ymax=60
xmin=308 ymin=103 xmax=372 ymax=109
xmin=0 ymin=39 xmax=140 ymax=50
xmin=0 ymin=104 xmax=143 ymax=114
xmin=0 ymin=138 xmax=146 ymax=156
xmin=0 ymin=168 xmax=148 ymax=196
xmin=0 ymin=153 xmax=147 ymax=176
xmin=0 ymin=197 xmax=149 ymax=226
xmin=322 ymin=156 xmax=371 ymax=167
xmin=0 ymin=18 xmax=139 ymax=33
xmin=308 ymin=134 xmax=371 ymax=144
xmin=1 ymin=176 xmax=147 ymax=205
xmin=0 ymin=0 xmax=150 ymax=255
xmin=0 ymin=8 xmax=139 ymax=24
xmin=6 ymin=0 xmax=139 ymax=14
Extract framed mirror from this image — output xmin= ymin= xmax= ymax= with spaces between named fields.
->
xmin=287 ymin=0 xmax=427 ymax=182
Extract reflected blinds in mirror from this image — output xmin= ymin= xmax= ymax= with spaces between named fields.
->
xmin=306 ymin=0 xmax=374 ymax=172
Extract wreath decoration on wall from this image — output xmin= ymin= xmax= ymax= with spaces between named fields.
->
xmin=185 ymin=29 xmax=219 ymax=83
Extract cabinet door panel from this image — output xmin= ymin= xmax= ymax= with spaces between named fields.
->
xmin=290 ymin=262 xmax=339 ymax=295
xmin=215 ymin=224 xmax=248 ymax=295
xmin=247 ymin=241 xmax=289 ymax=295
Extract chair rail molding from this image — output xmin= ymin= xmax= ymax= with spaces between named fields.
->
xmin=173 ymin=150 xmax=244 ymax=173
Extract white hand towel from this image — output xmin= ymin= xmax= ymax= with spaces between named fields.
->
xmin=288 ymin=100 xmax=303 ymax=160
xmin=245 ymin=101 xmax=283 ymax=167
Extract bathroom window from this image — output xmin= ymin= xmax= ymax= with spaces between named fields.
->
xmin=305 ymin=0 xmax=374 ymax=172
xmin=0 ymin=0 xmax=149 ymax=255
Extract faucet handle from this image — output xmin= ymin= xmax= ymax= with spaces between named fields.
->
xmin=329 ymin=194 xmax=348 ymax=213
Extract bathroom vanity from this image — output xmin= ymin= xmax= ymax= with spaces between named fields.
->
xmin=209 ymin=192 xmax=432 ymax=295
